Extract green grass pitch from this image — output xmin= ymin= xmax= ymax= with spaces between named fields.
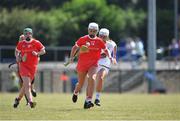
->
xmin=0 ymin=93 xmax=180 ymax=120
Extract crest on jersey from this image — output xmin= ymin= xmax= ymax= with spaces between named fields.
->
xmin=27 ymin=45 xmax=31 ymax=48
xmin=90 ymin=41 xmax=95 ymax=45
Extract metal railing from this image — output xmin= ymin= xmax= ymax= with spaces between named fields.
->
xmin=0 ymin=46 xmax=72 ymax=62
xmin=0 ymin=45 xmax=179 ymax=65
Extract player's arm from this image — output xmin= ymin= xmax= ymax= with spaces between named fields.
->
xmin=14 ymin=37 xmax=22 ymax=61
xmin=103 ymin=48 xmax=111 ymax=59
xmin=70 ymin=37 xmax=86 ymax=62
xmin=70 ymin=44 xmax=79 ymax=63
xmin=112 ymin=44 xmax=117 ymax=64
xmin=113 ymin=45 xmax=117 ymax=59
xmin=32 ymin=48 xmax=46 ymax=57
xmin=38 ymin=48 xmax=46 ymax=56
xmin=100 ymin=40 xmax=112 ymax=59
xmin=63 ymin=44 xmax=79 ymax=67
xmin=15 ymin=49 xmax=21 ymax=62
xmin=15 ymin=42 xmax=22 ymax=62
xmin=32 ymin=41 xmax=46 ymax=57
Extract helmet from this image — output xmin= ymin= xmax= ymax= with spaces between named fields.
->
xmin=99 ymin=28 xmax=109 ymax=37
xmin=88 ymin=22 xmax=99 ymax=31
xmin=23 ymin=28 xmax=33 ymax=35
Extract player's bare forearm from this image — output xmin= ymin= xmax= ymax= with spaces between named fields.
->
xmin=70 ymin=45 xmax=79 ymax=59
xmin=15 ymin=50 xmax=21 ymax=62
xmin=38 ymin=49 xmax=46 ymax=56
xmin=64 ymin=45 xmax=79 ymax=67
xmin=32 ymin=49 xmax=46 ymax=57
xmin=112 ymin=46 xmax=117 ymax=64
xmin=113 ymin=46 xmax=117 ymax=59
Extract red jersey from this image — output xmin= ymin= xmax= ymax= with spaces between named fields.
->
xmin=16 ymin=39 xmax=45 ymax=67
xmin=76 ymin=35 xmax=106 ymax=61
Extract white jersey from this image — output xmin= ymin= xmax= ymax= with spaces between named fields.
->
xmin=106 ymin=40 xmax=116 ymax=55
xmin=97 ymin=40 xmax=117 ymax=73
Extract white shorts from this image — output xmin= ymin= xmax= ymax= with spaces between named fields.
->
xmin=97 ymin=57 xmax=111 ymax=74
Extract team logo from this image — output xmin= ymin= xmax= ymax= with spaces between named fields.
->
xmin=90 ymin=41 xmax=95 ymax=45
xmin=27 ymin=45 xmax=31 ymax=48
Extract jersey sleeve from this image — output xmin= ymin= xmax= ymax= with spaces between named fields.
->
xmin=16 ymin=42 xmax=22 ymax=52
xmin=112 ymin=41 xmax=117 ymax=48
xmin=75 ymin=37 xmax=85 ymax=47
xmin=35 ymin=40 xmax=45 ymax=51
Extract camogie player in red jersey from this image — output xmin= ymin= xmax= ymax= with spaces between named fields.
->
xmin=13 ymin=28 xmax=46 ymax=108
xmin=70 ymin=22 xmax=111 ymax=109
xmin=16 ymin=34 xmax=38 ymax=104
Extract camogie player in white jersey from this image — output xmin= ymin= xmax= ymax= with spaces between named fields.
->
xmin=94 ymin=28 xmax=117 ymax=106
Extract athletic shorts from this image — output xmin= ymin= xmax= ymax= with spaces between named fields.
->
xmin=19 ymin=64 xmax=37 ymax=81
xmin=97 ymin=57 xmax=111 ymax=73
xmin=77 ymin=59 xmax=98 ymax=72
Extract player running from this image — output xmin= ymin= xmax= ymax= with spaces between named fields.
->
xmin=12 ymin=34 xmax=37 ymax=105
xmin=13 ymin=28 xmax=46 ymax=108
xmin=94 ymin=28 xmax=117 ymax=106
xmin=70 ymin=22 xmax=111 ymax=109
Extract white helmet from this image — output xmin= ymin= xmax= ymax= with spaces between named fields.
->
xmin=88 ymin=22 xmax=99 ymax=30
xmin=99 ymin=28 xmax=109 ymax=37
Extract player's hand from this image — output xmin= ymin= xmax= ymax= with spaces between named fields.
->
xmin=110 ymin=58 xmax=117 ymax=64
xmin=70 ymin=57 xmax=74 ymax=63
xmin=16 ymin=52 xmax=22 ymax=62
xmin=80 ymin=45 xmax=89 ymax=53
xmin=16 ymin=56 xmax=21 ymax=62
xmin=32 ymin=51 xmax=39 ymax=56
xmin=112 ymin=58 xmax=117 ymax=64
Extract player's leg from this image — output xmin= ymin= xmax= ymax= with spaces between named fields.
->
xmin=72 ymin=71 xmax=87 ymax=103
xmin=21 ymin=76 xmax=36 ymax=108
xmin=95 ymin=68 xmax=108 ymax=106
xmin=16 ymin=64 xmax=29 ymax=105
xmin=13 ymin=85 xmax=25 ymax=108
xmin=84 ymin=66 xmax=97 ymax=109
xmin=18 ymin=74 xmax=29 ymax=105
xmin=31 ymin=78 xmax=37 ymax=97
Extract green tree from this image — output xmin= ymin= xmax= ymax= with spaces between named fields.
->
xmin=59 ymin=0 xmax=146 ymax=45
xmin=0 ymin=0 xmax=146 ymax=46
xmin=0 ymin=8 xmax=69 ymax=46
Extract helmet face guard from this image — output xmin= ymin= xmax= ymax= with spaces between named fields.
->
xmin=88 ymin=29 xmax=98 ymax=38
xmin=23 ymin=28 xmax=33 ymax=41
xmin=88 ymin=22 xmax=99 ymax=38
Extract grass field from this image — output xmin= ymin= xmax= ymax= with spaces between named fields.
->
xmin=0 ymin=93 xmax=180 ymax=120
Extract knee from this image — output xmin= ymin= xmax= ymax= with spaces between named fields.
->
xmin=89 ymin=74 xmax=96 ymax=81
xmin=23 ymin=81 xmax=31 ymax=88
xmin=99 ymin=76 xmax=104 ymax=81
xmin=97 ymin=74 xmax=104 ymax=81
xmin=92 ymin=74 xmax=96 ymax=80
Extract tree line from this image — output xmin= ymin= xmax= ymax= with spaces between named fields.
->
xmin=0 ymin=0 xmax=176 ymax=47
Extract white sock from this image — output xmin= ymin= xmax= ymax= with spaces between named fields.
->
xmin=96 ymin=92 xmax=100 ymax=100
xmin=73 ymin=90 xmax=78 ymax=95
xmin=85 ymin=97 xmax=92 ymax=102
